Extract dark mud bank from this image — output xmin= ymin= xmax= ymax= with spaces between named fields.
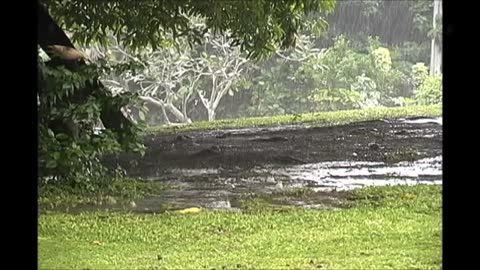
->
xmin=98 ymin=117 xmax=442 ymax=212
xmin=110 ymin=117 xmax=442 ymax=175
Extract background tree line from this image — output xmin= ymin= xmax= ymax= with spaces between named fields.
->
xmin=80 ymin=0 xmax=441 ymax=126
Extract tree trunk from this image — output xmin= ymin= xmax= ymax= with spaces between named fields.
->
xmin=207 ymin=108 xmax=216 ymax=121
xmin=160 ymin=105 xmax=171 ymax=125
xmin=139 ymin=96 xmax=192 ymax=124
xmin=430 ymin=0 xmax=442 ymax=76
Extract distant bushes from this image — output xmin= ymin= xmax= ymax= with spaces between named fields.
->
xmin=399 ymin=62 xmax=442 ymax=106
xmin=232 ymin=35 xmax=441 ymax=117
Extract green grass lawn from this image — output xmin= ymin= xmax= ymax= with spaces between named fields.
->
xmin=38 ymin=185 xmax=442 ymax=270
xmin=148 ymin=104 xmax=442 ymax=134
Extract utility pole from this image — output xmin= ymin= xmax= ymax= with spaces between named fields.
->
xmin=430 ymin=0 xmax=442 ymax=75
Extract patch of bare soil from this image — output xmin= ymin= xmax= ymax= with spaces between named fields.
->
xmin=108 ymin=117 xmax=442 ymax=177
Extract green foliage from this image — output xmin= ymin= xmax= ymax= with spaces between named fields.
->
xmin=42 ymin=0 xmax=336 ymax=60
xmin=413 ymin=75 xmax=443 ymax=105
xmin=410 ymin=0 xmax=434 ymax=35
xmin=310 ymin=88 xmax=362 ymax=111
xmin=38 ymin=58 xmax=145 ymax=186
xmin=371 ymin=47 xmax=392 ymax=72
xmin=391 ymin=42 xmax=430 ymax=67
xmin=243 ymin=35 xmax=410 ymax=115
xmin=243 ymin=60 xmax=317 ymax=116
xmin=400 ymin=63 xmax=442 ymax=106
xmin=311 ymin=0 xmax=435 ymax=72
xmin=411 ymin=62 xmax=429 ymax=87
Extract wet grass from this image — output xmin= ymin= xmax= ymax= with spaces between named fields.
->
xmin=272 ymin=187 xmax=318 ymax=197
xmin=39 ymin=178 xmax=167 ymax=209
xmin=39 ymin=184 xmax=442 ymax=270
xmin=236 ymin=188 xmax=347 ymax=211
xmin=384 ymin=146 xmax=427 ymax=164
xmin=148 ymin=104 xmax=441 ymax=134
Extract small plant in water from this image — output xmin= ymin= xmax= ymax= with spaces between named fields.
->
xmin=239 ymin=198 xmax=272 ymax=212
xmin=384 ymin=146 xmax=424 ymax=163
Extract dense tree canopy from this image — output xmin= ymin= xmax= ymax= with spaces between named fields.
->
xmin=41 ymin=0 xmax=336 ymax=59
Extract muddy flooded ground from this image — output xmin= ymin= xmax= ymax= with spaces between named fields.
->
xmin=99 ymin=117 xmax=442 ymax=213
